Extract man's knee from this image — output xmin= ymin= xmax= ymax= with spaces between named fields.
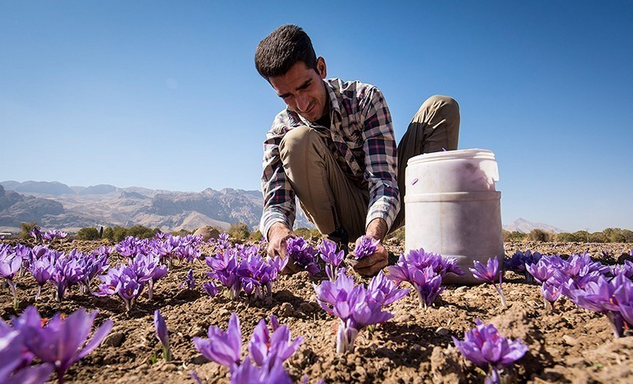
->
xmin=421 ymin=95 xmax=460 ymax=119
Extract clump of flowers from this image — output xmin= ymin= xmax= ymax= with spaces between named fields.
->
xmin=525 ymin=255 xmax=566 ymax=310
xmin=313 ymin=270 xmax=408 ymax=353
xmin=352 ymin=235 xmax=379 ymax=259
xmin=317 ymin=238 xmax=345 ymax=281
xmin=470 ymin=257 xmax=507 ymax=308
xmin=206 ymin=244 xmax=286 ymax=300
xmin=286 ymin=237 xmax=320 ymax=274
xmin=453 ymin=319 xmax=528 ymax=383
xmin=93 ymin=253 xmax=168 ymax=311
xmin=387 ymin=248 xmax=464 ymax=308
xmin=193 ymin=313 xmax=305 ymax=384
xmin=41 ymin=229 xmax=68 ymax=243
xmin=504 ymin=250 xmax=542 ymax=282
xmin=5 ymin=306 xmax=113 ymax=384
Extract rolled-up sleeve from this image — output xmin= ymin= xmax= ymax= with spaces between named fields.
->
xmin=260 ymin=120 xmax=296 ymax=238
xmin=359 ymin=87 xmax=400 ymax=230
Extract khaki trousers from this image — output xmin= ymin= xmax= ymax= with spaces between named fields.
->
xmin=279 ymin=95 xmax=460 ymax=239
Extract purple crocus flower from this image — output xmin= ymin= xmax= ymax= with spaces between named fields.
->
xmin=230 ymin=357 xmax=294 ymax=384
xmin=181 ymin=268 xmax=195 ymax=290
xmin=248 ymin=315 xmax=303 ymax=369
xmin=154 ymin=310 xmax=171 ymax=361
xmin=453 ymin=319 xmax=528 ymax=384
xmin=41 ymin=230 xmax=67 ymax=242
xmin=286 ymin=237 xmax=320 ymax=275
xmin=313 ymin=270 xmax=400 ymax=353
xmin=541 ymin=282 xmax=562 ymax=311
xmin=21 ymin=306 xmax=113 ymax=384
xmin=193 ymin=313 xmax=242 ymax=367
xmin=505 ymin=250 xmax=542 ymax=282
xmin=388 ymin=248 xmax=461 ymax=308
xmin=129 ymin=253 xmax=168 ymax=300
xmin=29 ymin=251 xmax=56 ymax=300
xmin=203 ymin=281 xmax=218 ymax=297
xmin=29 ymin=226 xmax=43 ymax=243
xmin=318 ymin=239 xmax=345 ymax=281
xmin=572 ymin=274 xmax=631 ymax=338
xmin=206 ymin=249 xmax=241 ymax=298
xmin=352 ymin=235 xmax=379 ymax=260
xmin=614 ymin=276 xmax=633 ymax=331
xmin=366 ymin=270 xmax=410 ymax=306
xmin=470 ymin=257 xmax=507 ymax=308
xmin=94 ymin=265 xmax=145 ymax=311
xmin=0 ymin=250 xmax=23 ymax=309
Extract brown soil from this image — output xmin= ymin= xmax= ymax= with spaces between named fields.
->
xmin=2 ymin=239 xmax=633 ymax=384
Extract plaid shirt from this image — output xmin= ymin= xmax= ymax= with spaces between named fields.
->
xmin=260 ymin=79 xmax=400 ymax=238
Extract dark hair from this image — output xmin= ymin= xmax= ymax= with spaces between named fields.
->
xmin=255 ymin=24 xmax=317 ymax=79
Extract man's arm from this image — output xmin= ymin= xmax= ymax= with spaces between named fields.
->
xmin=353 ymin=86 xmax=399 ymax=276
xmin=260 ymin=119 xmax=298 ymax=259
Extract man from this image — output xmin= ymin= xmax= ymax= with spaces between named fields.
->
xmin=255 ymin=24 xmax=459 ymax=276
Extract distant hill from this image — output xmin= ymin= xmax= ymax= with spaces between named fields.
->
xmin=503 ymin=218 xmax=564 ymax=234
xmin=0 ymin=180 xmax=313 ymax=233
xmin=5 ymin=180 xmax=76 ymax=195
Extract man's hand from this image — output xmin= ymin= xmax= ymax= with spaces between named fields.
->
xmin=266 ymin=223 xmax=301 ymax=274
xmin=352 ymin=239 xmax=388 ymax=276
xmin=352 ymin=218 xmax=389 ymax=276
xmin=266 ymin=222 xmax=295 ymax=259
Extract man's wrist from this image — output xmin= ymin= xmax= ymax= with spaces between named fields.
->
xmin=267 ymin=222 xmax=291 ymax=240
xmin=365 ymin=218 xmax=388 ymax=241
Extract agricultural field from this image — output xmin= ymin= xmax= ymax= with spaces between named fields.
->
xmin=1 ymin=233 xmax=633 ymax=384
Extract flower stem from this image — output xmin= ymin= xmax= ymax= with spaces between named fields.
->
xmin=494 ymin=284 xmax=507 ymax=308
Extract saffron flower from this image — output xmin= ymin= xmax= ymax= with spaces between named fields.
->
xmin=193 ymin=313 xmax=306 ymax=384
xmin=388 ymin=248 xmax=462 ymax=308
xmin=41 ymin=230 xmax=68 ymax=243
xmin=453 ymin=319 xmax=528 ymax=384
xmin=203 ymin=281 xmax=218 ymax=297
xmin=154 ymin=310 xmax=171 ymax=361
xmin=286 ymin=237 xmax=320 ymax=275
xmin=0 ymin=250 xmax=23 ymax=309
xmin=313 ymin=270 xmax=407 ymax=353
xmin=230 ymin=357 xmax=294 ymax=384
xmin=193 ymin=313 xmax=242 ymax=367
xmin=571 ymin=274 xmax=633 ymax=338
xmin=94 ymin=265 xmax=145 ymax=311
xmin=505 ymin=250 xmax=542 ymax=282
xmin=318 ymin=238 xmax=345 ymax=281
xmin=470 ymin=257 xmax=507 ymax=308
xmin=248 ymin=314 xmax=303 ymax=369
xmin=352 ymin=235 xmax=379 ymax=259
xmin=181 ymin=268 xmax=195 ymax=289
xmin=20 ymin=306 xmax=113 ymax=384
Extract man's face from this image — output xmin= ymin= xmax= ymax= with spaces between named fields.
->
xmin=268 ymin=58 xmax=328 ymax=123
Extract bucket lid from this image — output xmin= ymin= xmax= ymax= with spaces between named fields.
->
xmin=407 ymin=148 xmax=499 ymax=183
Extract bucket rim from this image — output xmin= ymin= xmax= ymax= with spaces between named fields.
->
xmin=408 ymin=148 xmax=495 ymax=165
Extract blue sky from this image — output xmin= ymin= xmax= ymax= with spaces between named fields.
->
xmin=1 ymin=1 xmax=632 ymax=232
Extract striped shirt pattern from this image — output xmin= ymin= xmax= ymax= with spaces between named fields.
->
xmin=260 ymin=79 xmax=400 ymax=238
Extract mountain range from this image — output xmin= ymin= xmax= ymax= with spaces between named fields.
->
xmin=0 ymin=180 xmax=314 ymax=234
xmin=0 ymin=180 xmax=561 ymax=235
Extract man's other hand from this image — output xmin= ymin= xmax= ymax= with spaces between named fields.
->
xmin=352 ymin=236 xmax=388 ymax=276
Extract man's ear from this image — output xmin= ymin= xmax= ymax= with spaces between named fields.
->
xmin=316 ymin=57 xmax=327 ymax=79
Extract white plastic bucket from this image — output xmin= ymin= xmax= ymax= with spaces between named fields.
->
xmin=404 ymin=149 xmax=504 ymax=284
